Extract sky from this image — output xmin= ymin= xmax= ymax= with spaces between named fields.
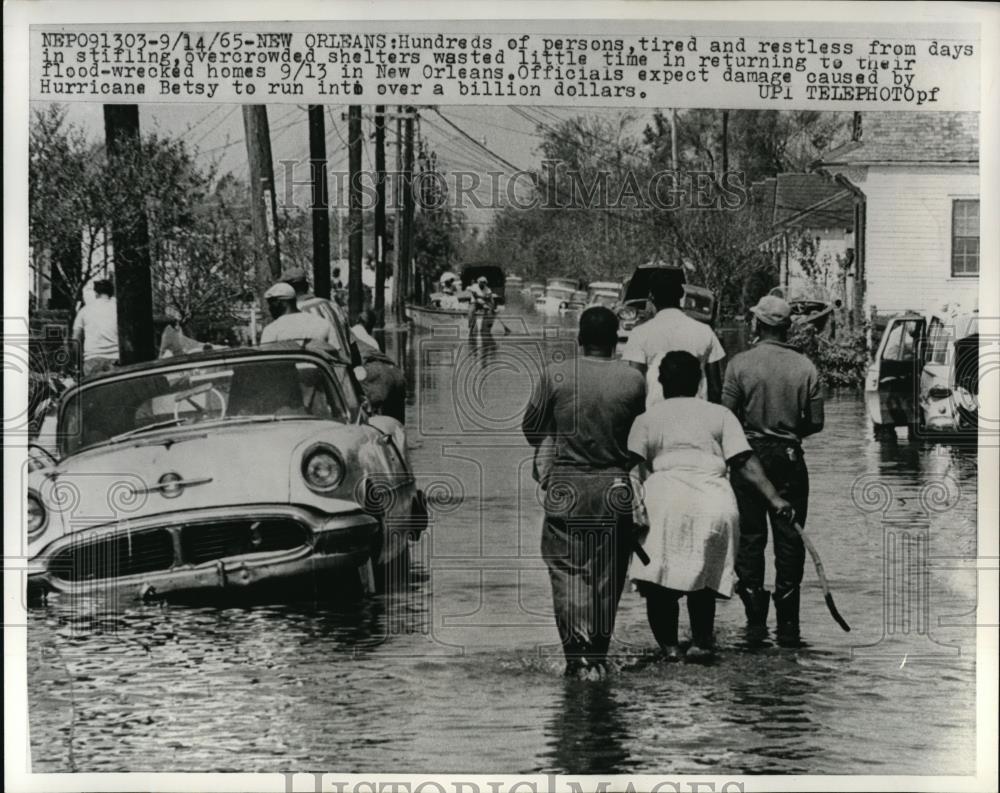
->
xmin=35 ymin=101 xmax=655 ymax=233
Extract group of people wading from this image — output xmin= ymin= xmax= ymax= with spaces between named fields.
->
xmin=523 ymin=268 xmax=824 ymax=679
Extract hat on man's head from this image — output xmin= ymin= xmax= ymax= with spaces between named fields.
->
xmin=280 ymin=266 xmax=308 ymax=283
xmin=264 ymin=282 xmax=296 ymax=300
xmin=750 ymin=295 xmax=792 ymax=327
xmin=477 ymin=276 xmax=488 ymax=284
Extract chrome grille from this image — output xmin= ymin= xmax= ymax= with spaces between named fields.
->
xmin=180 ymin=519 xmax=309 ymax=564
xmin=49 ymin=529 xmax=176 ymax=582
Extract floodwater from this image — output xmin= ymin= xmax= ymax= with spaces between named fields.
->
xmin=26 ymin=310 xmax=980 ymax=774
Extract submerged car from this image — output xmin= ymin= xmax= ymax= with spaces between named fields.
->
xmin=866 ymin=310 xmax=980 ymax=438
xmin=25 ymin=343 xmax=427 ymax=602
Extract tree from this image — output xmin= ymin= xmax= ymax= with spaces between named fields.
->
xmin=30 ymin=104 xmax=256 ymax=334
xmin=29 ymin=105 xmax=108 ymax=311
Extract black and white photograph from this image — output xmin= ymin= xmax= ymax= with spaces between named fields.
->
xmin=4 ymin=4 xmax=998 ymax=792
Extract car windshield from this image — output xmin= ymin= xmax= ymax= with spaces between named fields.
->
xmin=59 ymin=357 xmax=350 ymax=456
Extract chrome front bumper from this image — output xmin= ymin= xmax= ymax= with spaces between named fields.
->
xmin=28 ymin=504 xmax=380 ymax=600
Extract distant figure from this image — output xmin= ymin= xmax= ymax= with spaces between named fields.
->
xmin=72 ymin=278 xmax=118 ymax=377
xmin=351 ymin=307 xmax=381 ymax=351
xmin=467 ymin=276 xmax=495 ymax=334
xmin=629 ymin=351 xmax=793 ymax=662
xmin=621 ymin=269 xmax=725 ymax=405
xmin=332 ymin=267 xmax=344 ymax=290
xmin=439 ymin=272 xmax=458 ymax=295
xmin=722 ymin=295 xmax=825 ymax=646
xmin=259 ymin=282 xmax=341 ymax=346
xmin=523 ymin=306 xmax=646 ymax=679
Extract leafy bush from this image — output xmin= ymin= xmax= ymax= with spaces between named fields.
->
xmin=789 ymin=323 xmax=869 ymax=389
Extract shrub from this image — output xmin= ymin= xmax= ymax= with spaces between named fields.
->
xmin=789 ymin=323 xmax=869 ymax=389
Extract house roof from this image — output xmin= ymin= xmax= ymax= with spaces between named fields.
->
xmin=816 ymin=112 xmax=979 ymax=166
xmin=773 ymin=174 xmax=853 ymax=229
xmin=751 ymin=173 xmax=853 ymax=233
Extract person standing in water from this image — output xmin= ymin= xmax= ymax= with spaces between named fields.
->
xmin=723 ymin=295 xmax=824 ymax=645
xmin=523 ymin=307 xmax=646 ymax=679
xmin=629 ymin=351 xmax=794 ymax=662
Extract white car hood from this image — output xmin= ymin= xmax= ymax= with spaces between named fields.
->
xmin=32 ymin=419 xmax=367 ymax=547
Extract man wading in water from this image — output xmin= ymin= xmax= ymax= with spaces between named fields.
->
xmin=523 ymin=307 xmax=646 ymax=680
xmin=722 ymin=295 xmax=825 ymax=646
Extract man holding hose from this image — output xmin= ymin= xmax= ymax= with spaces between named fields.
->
xmin=722 ymin=295 xmax=825 ymax=646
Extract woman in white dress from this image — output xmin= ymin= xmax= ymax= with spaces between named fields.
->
xmin=629 ymin=351 xmax=793 ymax=662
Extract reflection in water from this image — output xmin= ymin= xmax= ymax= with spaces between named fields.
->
xmin=544 ymin=680 xmax=631 ymax=774
xmin=27 ymin=315 xmax=978 ymax=774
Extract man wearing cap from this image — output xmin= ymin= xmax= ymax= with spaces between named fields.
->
xmin=722 ymin=295 xmax=825 ymax=645
xmin=260 ymin=282 xmax=341 ymax=346
xmin=467 ymin=276 xmax=495 ymax=334
xmin=622 ymin=268 xmax=726 ymax=405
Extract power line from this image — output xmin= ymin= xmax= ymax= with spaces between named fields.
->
xmin=432 ymin=108 xmax=526 ymax=174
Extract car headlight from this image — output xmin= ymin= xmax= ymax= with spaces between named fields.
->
xmin=618 ymin=307 xmax=637 ymax=322
xmin=301 ymin=444 xmax=345 ymax=493
xmin=27 ymin=491 xmax=47 ymax=540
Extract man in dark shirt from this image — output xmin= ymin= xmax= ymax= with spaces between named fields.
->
xmin=523 ymin=307 xmax=646 ymax=678
xmin=722 ymin=295 xmax=825 ymax=645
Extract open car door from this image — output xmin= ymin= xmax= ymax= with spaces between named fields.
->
xmin=865 ymin=314 xmax=926 ymax=434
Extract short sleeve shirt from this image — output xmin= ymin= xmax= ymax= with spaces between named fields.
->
xmin=523 ymin=357 xmax=646 ymax=471
xmin=260 ymin=312 xmax=340 ymax=346
xmin=627 ymin=397 xmax=751 ymax=474
xmin=621 ymin=308 xmax=726 ymax=407
xmin=721 ymin=339 xmax=821 ymax=443
xmin=72 ymin=297 xmax=119 ymax=359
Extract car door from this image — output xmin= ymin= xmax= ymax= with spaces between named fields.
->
xmin=865 ymin=316 xmax=926 ymax=427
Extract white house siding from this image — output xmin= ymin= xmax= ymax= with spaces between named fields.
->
xmin=844 ymin=165 xmax=980 ymax=315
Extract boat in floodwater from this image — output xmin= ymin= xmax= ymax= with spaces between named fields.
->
xmin=408 ymin=265 xmax=505 ymax=335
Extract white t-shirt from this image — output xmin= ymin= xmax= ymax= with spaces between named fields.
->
xmin=260 ymin=311 xmax=341 ymax=346
xmin=72 ymin=296 xmax=119 ymax=360
xmin=621 ymin=307 xmax=726 ymax=406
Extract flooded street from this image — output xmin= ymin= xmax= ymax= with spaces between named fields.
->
xmin=27 ymin=313 xmax=979 ymax=775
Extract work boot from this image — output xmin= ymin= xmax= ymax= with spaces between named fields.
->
xmin=737 ymin=586 xmax=771 ymax=627
xmin=774 ymin=588 xmax=802 ymax=647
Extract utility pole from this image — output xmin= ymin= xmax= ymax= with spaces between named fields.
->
xmin=242 ymin=105 xmax=281 ymax=310
xmin=103 ymin=105 xmax=155 ymax=364
xmin=669 ymin=109 xmax=679 ymax=171
xmin=668 ymin=108 xmax=681 ymax=269
xmin=374 ymin=104 xmax=387 ymax=330
xmin=401 ymin=107 xmax=415 ymax=311
xmin=721 ymin=110 xmax=729 ymax=176
xmin=393 ymin=107 xmax=404 ymax=325
xmin=347 ymin=105 xmax=364 ymax=322
xmin=308 ymin=105 xmax=331 ymax=299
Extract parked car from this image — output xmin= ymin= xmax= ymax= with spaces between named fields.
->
xmin=535 ymin=284 xmax=579 ymax=316
xmin=25 ymin=343 xmax=427 ymax=603
xmin=587 ymin=289 xmax=620 ymax=309
xmin=587 ymin=281 xmax=623 ymax=301
xmin=525 ymin=282 xmax=546 ymax=299
xmin=866 ymin=309 xmax=980 ymax=438
xmin=614 ymin=265 xmax=717 ymax=344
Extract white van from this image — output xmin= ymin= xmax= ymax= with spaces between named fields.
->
xmin=865 ymin=309 xmax=979 ymax=437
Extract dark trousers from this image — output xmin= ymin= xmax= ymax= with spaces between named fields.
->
xmin=542 ymin=516 xmax=631 ymax=663
xmin=734 ymin=438 xmax=809 ymax=596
